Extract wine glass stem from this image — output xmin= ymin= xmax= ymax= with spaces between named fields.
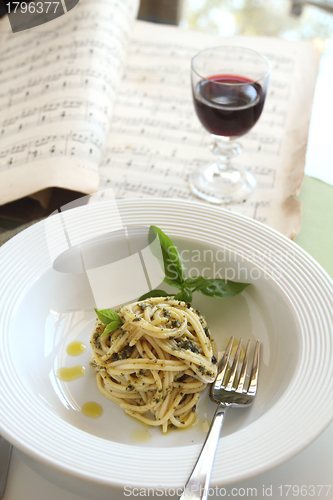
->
xmin=209 ymin=135 xmax=243 ymax=174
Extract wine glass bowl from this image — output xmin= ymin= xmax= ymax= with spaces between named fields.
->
xmin=190 ymin=46 xmax=271 ymax=204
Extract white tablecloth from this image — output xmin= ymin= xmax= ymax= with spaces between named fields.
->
xmin=3 ymin=421 xmax=333 ymax=500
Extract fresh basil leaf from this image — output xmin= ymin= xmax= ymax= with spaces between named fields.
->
xmin=184 ymin=276 xmax=208 ymax=290
xmin=194 ymin=279 xmax=250 ymax=299
xmin=101 ymin=320 xmax=122 ymax=338
xmin=163 ymin=277 xmax=184 ymax=290
xmin=94 ymin=308 xmax=121 ymax=325
xmin=145 ymin=226 xmax=250 ymax=304
xmin=149 ymin=226 xmax=185 ymax=286
xmin=174 ymin=288 xmax=193 ymax=303
xmin=138 ymin=289 xmax=171 ymax=301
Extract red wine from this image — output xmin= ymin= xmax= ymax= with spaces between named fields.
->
xmin=193 ymin=74 xmax=265 ymax=137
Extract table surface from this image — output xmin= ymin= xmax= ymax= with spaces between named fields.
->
xmin=1 ymin=1 xmax=333 ymax=498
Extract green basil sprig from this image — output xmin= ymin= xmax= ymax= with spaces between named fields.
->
xmin=148 ymin=225 xmax=185 ymax=287
xmin=94 ymin=308 xmax=122 ymax=338
xmin=139 ymin=226 xmax=250 ymax=302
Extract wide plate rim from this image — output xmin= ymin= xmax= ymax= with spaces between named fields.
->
xmin=0 ymin=198 xmax=332 ymax=488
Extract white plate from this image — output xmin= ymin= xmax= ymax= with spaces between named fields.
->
xmin=0 ymin=198 xmax=332 ymax=491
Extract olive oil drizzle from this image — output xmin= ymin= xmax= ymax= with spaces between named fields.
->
xmin=56 ymin=365 xmax=85 ymax=381
xmin=66 ymin=341 xmax=86 ymax=356
xmin=57 ymin=340 xmax=103 ymax=418
xmin=130 ymin=427 xmax=152 ymax=443
xmin=81 ymin=402 xmax=103 ymax=418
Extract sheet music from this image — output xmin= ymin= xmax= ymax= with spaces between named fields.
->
xmin=0 ymin=0 xmax=139 ymax=204
xmin=99 ymin=21 xmax=320 ymax=238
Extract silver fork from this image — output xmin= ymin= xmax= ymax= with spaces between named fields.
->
xmin=179 ymin=337 xmax=260 ymax=500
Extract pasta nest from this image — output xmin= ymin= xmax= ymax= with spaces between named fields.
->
xmin=90 ymin=297 xmax=218 ymax=432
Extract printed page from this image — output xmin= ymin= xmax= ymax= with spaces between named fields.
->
xmin=0 ymin=0 xmax=139 ymax=206
xmin=99 ymin=20 xmax=320 ymax=238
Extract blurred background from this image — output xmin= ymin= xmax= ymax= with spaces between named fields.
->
xmin=139 ymin=0 xmax=333 ymax=41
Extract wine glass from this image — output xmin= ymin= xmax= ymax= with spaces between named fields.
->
xmin=190 ymin=46 xmax=271 ymax=204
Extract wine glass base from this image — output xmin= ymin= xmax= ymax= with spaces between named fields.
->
xmin=189 ymin=163 xmax=257 ymax=204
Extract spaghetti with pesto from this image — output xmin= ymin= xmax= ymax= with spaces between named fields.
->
xmin=90 ymin=297 xmax=217 ymax=432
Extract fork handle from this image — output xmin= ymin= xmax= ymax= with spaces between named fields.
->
xmin=179 ymin=404 xmax=229 ymax=500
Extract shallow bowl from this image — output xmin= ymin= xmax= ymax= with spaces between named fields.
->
xmin=0 ymin=198 xmax=332 ymax=495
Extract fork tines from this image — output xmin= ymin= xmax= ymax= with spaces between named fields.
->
xmin=217 ymin=337 xmax=260 ymax=395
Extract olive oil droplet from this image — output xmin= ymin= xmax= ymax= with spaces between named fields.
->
xmin=66 ymin=341 xmax=86 ymax=356
xmin=130 ymin=428 xmax=151 ymax=442
xmin=81 ymin=402 xmax=103 ymax=418
xmin=56 ymin=365 xmax=85 ymax=381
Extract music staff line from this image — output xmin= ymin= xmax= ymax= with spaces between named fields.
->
xmin=100 ymin=180 xmax=273 ymax=226
xmin=129 ymin=39 xmax=296 ymax=71
xmin=0 ymin=131 xmax=103 ymax=171
xmin=117 ymin=85 xmax=290 ymax=110
xmin=123 ymin=60 xmax=291 ymax=94
xmin=0 ymin=67 xmax=118 ymax=99
xmin=99 ymin=173 xmax=276 ymax=209
xmin=109 ymin=121 xmax=282 ymax=155
xmin=111 ymin=114 xmax=283 ymax=143
xmin=0 ymin=76 xmax=118 ymax=117
xmin=1 ymin=21 xmax=129 ymax=65
xmin=101 ymin=149 xmax=277 ymax=188
xmin=115 ymin=89 xmax=289 ymax=123
xmin=123 ymin=69 xmax=292 ymax=101
xmin=101 ymin=175 xmax=197 ymax=201
xmin=0 ymin=98 xmax=109 ymax=139
xmin=0 ymin=42 xmax=124 ymax=92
